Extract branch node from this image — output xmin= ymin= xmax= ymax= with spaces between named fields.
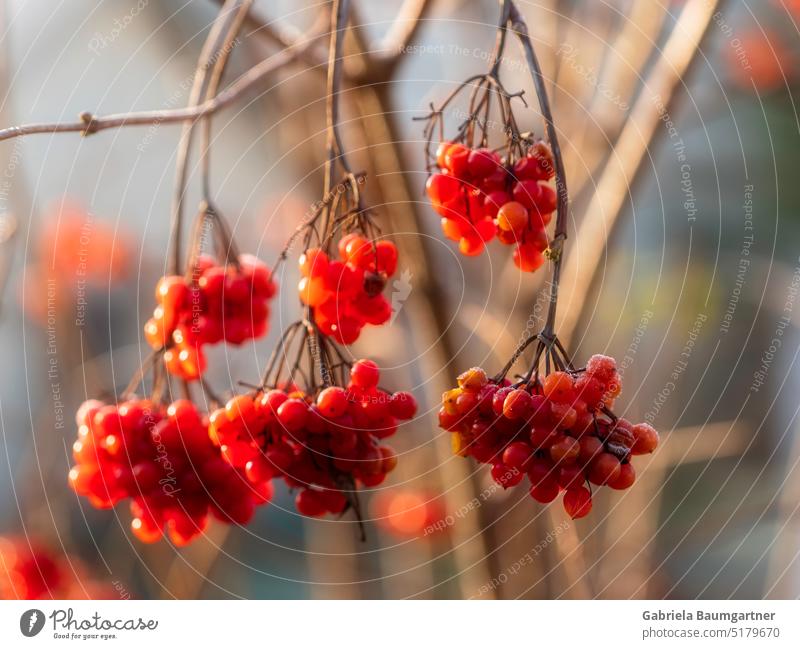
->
xmin=79 ymin=112 xmax=98 ymax=136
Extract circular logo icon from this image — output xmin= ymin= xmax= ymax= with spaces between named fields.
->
xmin=20 ymin=609 xmax=45 ymax=637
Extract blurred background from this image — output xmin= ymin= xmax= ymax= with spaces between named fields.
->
xmin=1 ymin=0 xmax=799 ymax=599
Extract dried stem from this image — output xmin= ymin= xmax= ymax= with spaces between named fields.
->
xmin=198 ymin=1 xmax=255 ymax=202
xmin=499 ymin=0 xmax=569 ymax=338
xmin=169 ymin=0 xmax=249 ymax=275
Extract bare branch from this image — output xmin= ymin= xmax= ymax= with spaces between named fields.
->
xmin=171 ymin=0 xmax=252 ymax=274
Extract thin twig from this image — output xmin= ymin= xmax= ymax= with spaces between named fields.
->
xmin=169 ymin=0 xmax=248 ymax=274
xmin=199 ymin=1 xmax=255 ymax=202
xmin=502 ymin=0 xmax=569 ymax=338
xmin=0 ymin=28 xmax=325 ymax=144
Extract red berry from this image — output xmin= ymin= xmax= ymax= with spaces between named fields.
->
xmin=316 ymin=387 xmax=349 ymax=419
xmin=389 ymin=392 xmax=417 ymax=420
xmin=457 ymin=367 xmax=488 ymax=391
xmin=513 ymin=243 xmax=545 ymax=273
xmin=502 ymin=389 xmax=533 ymax=420
xmin=529 ymin=480 xmax=559 ymax=503
xmin=467 ymin=148 xmax=500 ymax=178
xmin=491 ymin=462 xmax=524 ymax=489
xmin=374 ymin=240 xmax=398 ymax=276
xmin=543 ymin=371 xmax=574 ymax=403
xmin=578 ymin=436 xmax=604 ymax=467
xmin=277 ymin=398 xmax=308 ymax=432
xmin=299 ymin=247 xmax=330 ymax=277
xmin=350 ymin=359 xmax=380 ymax=389
xmin=631 ymin=423 xmax=659 ymax=455
xmin=588 ymin=452 xmax=622 ymax=486
xmin=496 ymin=201 xmax=528 ymax=234
xmin=502 ymin=442 xmax=533 ymax=470
xmin=608 ymin=463 xmax=636 ymax=490
xmin=296 ymin=489 xmax=327 ymax=517
xmin=245 ymin=457 xmax=275 ymax=484
xmin=444 ymin=143 xmax=470 ymax=178
xmin=549 ymin=435 xmax=580 ymax=465
xmin=435 ymin=141 xmax=454 ymax=168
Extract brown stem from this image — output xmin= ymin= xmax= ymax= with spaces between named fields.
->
xmin=168 ymin=0 xmax=248 ymax=275
xmin=324 ymin=0 xmax=353 ymax=190
xmin=198 ymin=1 xmax=255 ymax=202
xmin=306 ymin=0 xmax=351 ymax=387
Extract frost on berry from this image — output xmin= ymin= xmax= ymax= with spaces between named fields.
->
xmin=424 ymin=137 xmax=555 ymax=272
xmin=68 ymin=398 xmax=265 ymax=546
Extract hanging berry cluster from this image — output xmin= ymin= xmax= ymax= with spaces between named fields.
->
xmin=248 ymin=174 xmax=417 ymax=530
xmin=144 ymin=207 xmax=277 ymax=380
xmin=426 ymin=139 xmax=555 ymax=270
xmin=299 ymin=234 xmax=397 ymax=344
xmin=65 ymin=1 xmax=418 ymax=545
xmin=69 ymin=201 xmax=278 ymax=545
xmin=439 ymin=1 xmax=658 ymax=521
xmin=68 ymin=398 xmax=267 ymax=546
xmin=420 ymin=58 xmax=560 ymax=272
xmin=440 ymin=350 xmax=659 ymax=519
xmin=208 ymin=357 xmax=416 ymax=522
xmin=293 ymin=170 xmax=399 ymax=344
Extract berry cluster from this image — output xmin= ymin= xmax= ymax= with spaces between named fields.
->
xmin=209 ymin=359 xmax=417 ymax=517
xmin=144 ymin=254 xmax=277 ymax=380
xmin=68 ymin=398 xmax=268 ymax=546
xmin=439 ymin=355 xmax=659 ymax=519
xmin=0 ymin=536 xmax=118 ymax=599
xmin=298 ymin=235 xmax=398 ymax=344
xmin=425 ymin=141 xmax=556 ymax=271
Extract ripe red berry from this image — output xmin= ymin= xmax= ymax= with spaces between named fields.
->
xmin=563 ymin=487 xmax=592 ymax=519
xmin=588 ymin=452 xmax=622 ymax=486
xmin=389 ymin=392 xmax=418 ymax=420
xmin=529 ymin=480 xmax=560 ymax=504
xmin=502 ymin=389 xmax=533 ymax=420
xmin=316 ymin=387 xmax=349 ymax=419
xmin=444 ymin=143 xmax=470 ymax=178
xmin=513 ymin=243 xmax=545 ymax=273
xmin=491 ymin=462 xmax=524 ymax=489
xmin=543 ymin=371 xmax=574 ymax=403
xmin=502 ymin=442 xmax=533 ymax=470
xmin=631 ymin=423 xmax=659 ymax=455
xmin=350 ymin=359 xmax=380 ymax=388
xmin=549 ymin=435 xmax=580 ymax=465
xmin=277 ymin=398 xmax=309 ymax=432
xmin=578 ymin=435 xmax=604 ymax=467
xmin=467 ymin=148 xmax=500 ymax=178
xmin=608 ymin=462 xmax=636 ymax=490
xmin=426 ymin=173 xmax=461 ymax=207
xmin=436 ymin=141 xmax=454 ymax=168
xmin=374 ymin=240 xmax=398 ymax=276
xmin=299 ymin=247 xmax=330 ymax=277
xmin=496 ymin=201 xmax=528 ymax=234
